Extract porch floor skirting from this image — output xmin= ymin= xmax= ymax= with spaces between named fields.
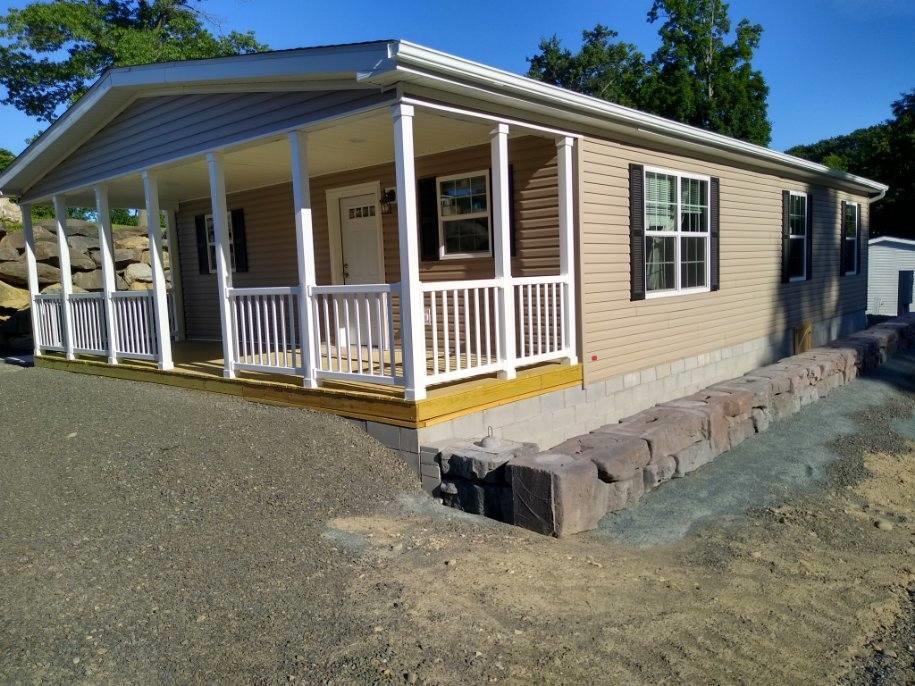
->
xmin=35 ymin=341 xmax=582 ymax=429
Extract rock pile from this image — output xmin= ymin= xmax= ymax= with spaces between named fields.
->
xmin=0 ymin=220 xmax=169 ymax=352
xmin=434 ymin=313 xmax=915 ymax=537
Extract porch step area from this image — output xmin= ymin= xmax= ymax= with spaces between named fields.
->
xmin=431 ymin=313 xmax=915 ymax=537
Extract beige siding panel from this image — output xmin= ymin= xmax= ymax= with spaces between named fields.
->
xmin=578 ymin=135 xmax=869 ymax=385
xmin=26 ymin=89 xmax=391 ymax=201
xmin=176 ymin=135 xmax=560 ymax=340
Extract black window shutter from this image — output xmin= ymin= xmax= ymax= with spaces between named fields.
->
xmin=508 ymin=164 xmax=517 ymax=257
xmin=629 ymin=164 xmax=645 ymax=301
xmin=231 ymin=208 xmax=248 ymax=273
xmin=417 ymin=177 xmax=439 ymax=261
xmin=856 ymin=203 xmax=863 ymax=275
xmin=710 ymin=177 xmax=720 ymax=291
xmin=781 ymin=190 xmax=791 ymax=284
xmin=805 ymin=191 xmax=814 ymax=281
xmin=194 ymin=214 xmax=209 ymax=274
xmin=839 ymin=200 xmax=847 ymax=277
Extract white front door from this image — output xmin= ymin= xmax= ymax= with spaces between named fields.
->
xmin=339 ymin=193 xmax=383 ymax=284
xmin=338 ymin=193 xmax=384 ymax=351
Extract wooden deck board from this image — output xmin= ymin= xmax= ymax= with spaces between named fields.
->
xmin=35 ymin=342 xmax=583 ymax=429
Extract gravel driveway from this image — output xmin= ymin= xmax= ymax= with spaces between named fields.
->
xmin=2 ymin=359 xmax=914 ymax=684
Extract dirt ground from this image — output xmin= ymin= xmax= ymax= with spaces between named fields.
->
xmin=1 ymin=356 xmax=914 ymax=684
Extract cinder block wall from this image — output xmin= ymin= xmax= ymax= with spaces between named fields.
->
xmin=357 ymin=309 xmax=865 ymax=492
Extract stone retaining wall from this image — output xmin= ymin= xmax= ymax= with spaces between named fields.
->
xmin=433 ymin=313 xmax=915 ymax=537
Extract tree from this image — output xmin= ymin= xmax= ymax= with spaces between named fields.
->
xmin=527 ymin=25 xmax=648 ymax=109
xmin=643 ymin=0 xmax=770 ymax=145
xmin=0 ymin=147 xmax=13 ymax=173
xmin=0 ymin=0 xmax=267 ymax=123
xmin=787 ymin=88 xmax=914 ymax=239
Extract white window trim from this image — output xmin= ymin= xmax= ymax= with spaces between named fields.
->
xmin=205 ymin=212 xmax=235 ymax=274
xmin=788 ymin=190 xmax=808 ymax=283
xmin=844 ymin=202 xmax=859 ymax=276
xmin=435 ymin=169 xmax=492 ymax=260
xmin=643 ymin=165 xmax=712 ymax=299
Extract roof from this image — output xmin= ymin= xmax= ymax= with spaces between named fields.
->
xmin=869 ymin=236 xmax=915 ymax=248
xmin=0 ymin=39 xmax=890 ymax=200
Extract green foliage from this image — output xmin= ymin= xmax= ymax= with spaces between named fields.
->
xmin=0 ymin=0 xmax=268 ymax=123
xmin=527 ymin=25 xmax=648 ymax=109
xmin=787 ymin=89 xmax=915 ymax=239
xmin=0 ymin=147 xmax=14 ymax=173
xmin=111 ymin=208 xmax=139 ymax=225
xmin=527 ymin=0 xmax=771 ymax=145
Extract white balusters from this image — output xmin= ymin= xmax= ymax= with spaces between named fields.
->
xmin=33 ymin=293 xmax=65 ymax=352
xmin=229 ymin=286 xmax=301 ymax=374
xmin=111 ymin=290 xmax=158 ymax=360
xmin=68 ymin=292 xmax=108 ymax=354
xmin=514 ymin=276 xmax=570 ymax=364
xmin=423 ymin=279 xmax=503 ymax=384
xmin=310 ymin=284 xmax=398 ymax=384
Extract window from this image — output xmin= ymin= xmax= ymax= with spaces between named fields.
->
xmin=205 ymin=212 xmax=235 ymax=273
xmin=436 ymin=170 xmax=491 ymax=258
xmin=787 ymin=192 xmax=808 ymax=281
xmin=644 ymin=169 xmax=710 ymax=295
xmin=843 ymin=202 xmax=858 ymax=275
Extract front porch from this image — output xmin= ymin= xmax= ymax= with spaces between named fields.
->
xmin=20 ymin=95 xmax=581 ymax=420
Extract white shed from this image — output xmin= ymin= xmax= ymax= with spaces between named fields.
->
xmin=868 ymin=236 xmax=915 ymax=316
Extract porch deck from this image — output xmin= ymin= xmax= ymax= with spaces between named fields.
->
xmin=36 ymin=341 xmax=582 ymax=428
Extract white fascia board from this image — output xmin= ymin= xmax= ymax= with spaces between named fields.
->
xmin=389 ymin=40 xmax=889 ymax=196
xmin=0 ymin=42 xmax=395 ymax=198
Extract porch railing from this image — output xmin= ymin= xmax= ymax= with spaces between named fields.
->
xmin=229 ymin=286 xmax=302 ymax=375
xmin=423 ymin=279 xmax=505 ymax=385
xmin=514 ymin=276 xmax=573 ymax=366
xmin=68 ymin=292 xmax=108 ymax=355
xmin=311 ymin=283 xmax=399 ymax=385
xmin=34 ymin=292 xmax=65 ymax=352
xmin=111 ymin=290 xmax=158 ymax=360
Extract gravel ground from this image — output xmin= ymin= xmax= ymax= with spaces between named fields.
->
xmin=0 ymin=364 xmax=421 ymax=682
xmin=2 ymin=357 xmax=914 ymax=684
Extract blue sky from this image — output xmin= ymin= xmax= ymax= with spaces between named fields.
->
xmin=0 ymin=0 xmax=913 ymax=154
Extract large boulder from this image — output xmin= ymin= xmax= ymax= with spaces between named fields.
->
xmin=0 ymin=225 xmax=54 ymax=252
xmin=0 ymin=260 xmax=60 ymax=286
xmin=0 ymin=280 xmax=30 ymax=311
xmin=595 ymin=406 xmax=707 ymax=462
xmin=115 ymin=234 xmax=150 ymax=251
xmin=69 ymin=249 xmax=97 ymax=272
xmin=0 ymin=245 xmax=19 ymax=261
xmin=68 ymin=234 xmax=100 ymax=253
xmin=40 ymin=283 xmax=87 ymax=295
xmin=33 ymin=240 xmax=59 ymax=263
xmin=507 ymin=452 xmax=602 ymax=537
xmin=124 ymin=262 xmax=153 ymax=284
xmin=141 ymin=249 xmax=169 ymax=269
xmin=552 ymin=432 xmax=650 ymax=483
xmin=73 ymin=270 xmax=104 ymax=291
xmin=439 ymin=437 xmax=536 ymax=483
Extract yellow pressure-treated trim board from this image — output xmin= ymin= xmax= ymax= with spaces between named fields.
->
xmin=35 ymin=354 xmax=583 ymax=429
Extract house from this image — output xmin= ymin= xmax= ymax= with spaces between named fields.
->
xmin=0 ymin=41 xmax=887 ymax=490
xmin=868 ymin=236 xmax=915 ymax=317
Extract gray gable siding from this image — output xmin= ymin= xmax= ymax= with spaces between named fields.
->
xmin=24 ymin=89 xmax=390 ymax=201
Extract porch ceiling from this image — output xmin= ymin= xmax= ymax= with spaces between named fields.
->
xmin=59 ymin=107 xmax=532 ymax=209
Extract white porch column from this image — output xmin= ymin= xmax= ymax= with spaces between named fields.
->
xmin=491 ymin=123 xmax=516 ymax=379
xmin=163 ymin=207 xmax=186 ymax=342
xmin=141 ymin=171 xmax=174 ymax=370
xmin=205 ymin=152 xmax=236 ymax=379
xmin=20 ymin=204 xmax=41 ymax=357
xmin=556 ymin=136 xmax=578 ymax=364
xmin=94 ymin=185 xmax=119 ymax=364
xmin=289 ymin=130 xmax=318 ymax=388
xmin=52 ymin=195 xmax=75 ymax=359
xmin=392 ymin=103 xmax=427 ymax=401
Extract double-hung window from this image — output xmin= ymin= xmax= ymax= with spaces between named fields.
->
xmin=644 ymin=168 xmax=710 ymax=295
xmin=787 ymin=192 xmax=808 ymax=281
xmin=436 ymin=170 xmax=491 ymax=258
xmin=843 ymin=202 xmax=858 ymax=275
xmin=205 ymin=212 xmax=236 ymax=273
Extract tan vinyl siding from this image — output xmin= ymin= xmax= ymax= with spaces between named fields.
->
xmin=26 ymin=89 xmax=390 ymax=201
xmin=176 ymin=135 xmax=559 ymax=340
xmin=578 ymin=135 xmax=869 ymax=385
